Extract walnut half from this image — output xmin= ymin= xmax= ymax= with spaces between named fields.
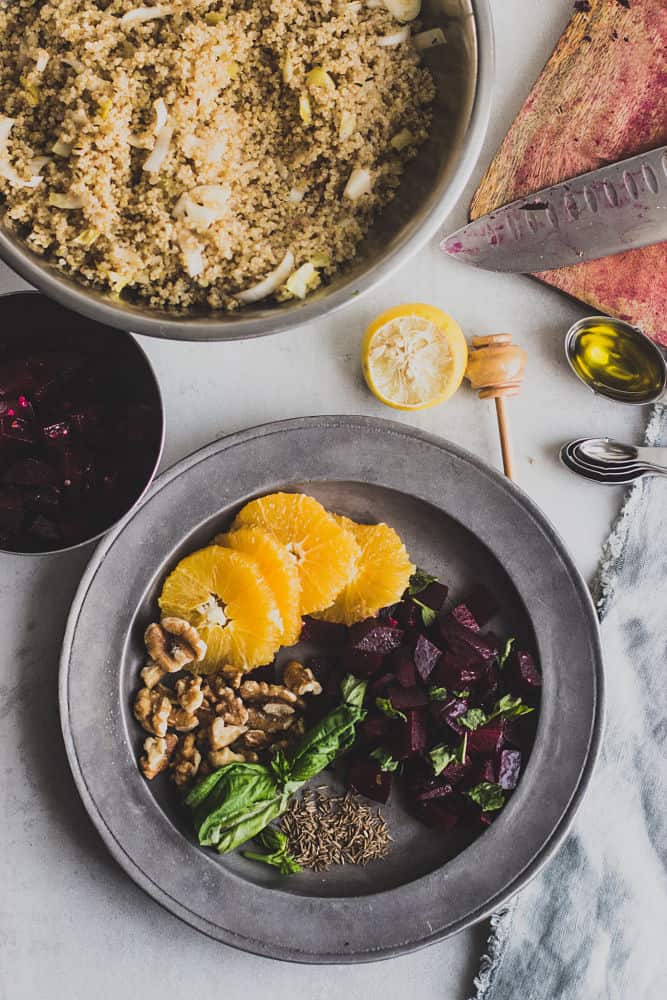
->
xmin=170 ymin=733 xmax=202 ymax=789
xmin=283 ymin=660 xmax=322 ymax=697
xmin=144 ymin=618 xmax=207 ymax=673
xmin=134 ymin=686 xmax=171 ymax=737
xmin=139 ymin=733 xmax=178 ymax=780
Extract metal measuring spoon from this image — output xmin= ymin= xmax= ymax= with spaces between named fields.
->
xmin=577 ymin=438 xmax=667 ymax=473
xmin=559 ymin=440 xmax=663 ymax=485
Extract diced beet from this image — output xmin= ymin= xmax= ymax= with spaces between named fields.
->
xmin=512 ymin=650 xmax=542 ymax=691
xmin=418 ymin=801 xmax=460 ymax=832
xmin=0 ymin=394 xmax=35 ymax=422
xmin=430 ymin=696 xmax=469 ymax=736
xmin=387 ymin=684 xmax=428 ymax=710
xmin=359 ymin=714 xmax=392 ymax=745
xmin=24 ymin=486 xmax=61 ymax=514
xmin=347 ymin=757 xmax=391 ymax=804
xmin=42 ymin=420 xmax=72 ymax=444
xmin=465 ymin=583 xmax=498 ymax=627
xmin=392 ymin=708 xmax=428 ymax=759
xmin=0 ymin=485 xmax=23 ymax=535
xmin=29 ymin=514 xmax=61 ymax=542
xmin=0 ymin=416 xmax=35 ymax=448
xmin=403 ymin=755 xmax=434 ymax=793
xmin=416 ymin=581 xmax=449 ymax=611
xmin=3 ymin=457 xmax=57 ymax=487
xmin=471 ymin=756 xmax=498 ymax=785
xmin=440 ymin=760 xmax=471 ymax=786
xmin=368 ymin=671 xmax=394 ymax=694
xmin=479 ymin=811 xmax=496 ymax=827
xmin=390 ymin=647 xmax=417 ymax=688
xmin=439 ymin=617 xmax=500 ymax=661
xmin=394 ymin=598 xmax=419 ymax=629
xmin=468 ymin=719 xmax=506 ymax=754
xmin=348 ymin=619 xmax=404 ymax=655
xmin=498 ymin=749 xmax=522 ymax=790
xmin=345 ymin=650 xmax=384 ymax=677
xmin=300 ymin=617 xmax=347 ymax=646
xmin=415 ymin=780 xmax=454 ymax=802
xmin=450 ymin=603 xmax=481 ymax=632
xmin=432 ymin=650 xmax=484 ymax=690
xmin=413 ymin=633 xmax=441 ymax=682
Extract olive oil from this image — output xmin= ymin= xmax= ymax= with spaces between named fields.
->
xmin=566 ymin=318 xmax=665 ymax=404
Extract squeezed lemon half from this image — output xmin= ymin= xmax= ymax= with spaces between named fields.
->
xmin=362 ymin=303 xmax=468 ymax=410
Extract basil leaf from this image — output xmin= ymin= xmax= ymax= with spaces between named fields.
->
xmin=412 ymin=598 xmax=437 ymax=628
xmin=370 ymin=747 xmax=400 ymax=772
xmin=242 ymin=826 xmax=302 ymax=875
xmin=460 ymin=707 xmax=488 ymax=731
xmin=341 ymin=674 xmax=367 ymax=708
xmin=375 ymin=697 xmax=407 ymax=722
xmin=429 ymin=744 xmax=458 ymax=775
xmin=428 ymin=685 xmax=448 ymax=702
xmin=466 ymin=781 xmax=505 ymax=812
xmin=408 ymin=569 xmax=438 ymax=595
xmin=497 ymin=637 xmax=515 ymax=669
xmin=487 ymin=694 xmax=535 ymax=722
xmin=453 ymin=689 xmax=470 ymax=698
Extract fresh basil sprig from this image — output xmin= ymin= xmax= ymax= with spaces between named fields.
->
xmin=242 ymin=826 xmax=301 ymax=875
xmin=497 ymin=637 xmax=515 ymax=669
xmin=429 ymin=732 xmax=467 ymax=775
xmin=408 ymin=569 xmax=438 ymax=595
xmin=412 ymin=598 xmax=437 ymax=628
xmin=186 ymin=674 xmax=368 ymax=856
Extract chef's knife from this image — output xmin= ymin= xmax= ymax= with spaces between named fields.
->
xmin=441 ymin=145 xmax=667 ymax=272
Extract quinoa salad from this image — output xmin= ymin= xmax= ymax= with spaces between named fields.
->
xmin=0 ymin=0 xmax=437 ymax=311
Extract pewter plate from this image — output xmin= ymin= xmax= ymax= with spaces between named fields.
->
xmin=60 ymin=416 xmax=603 ymax=963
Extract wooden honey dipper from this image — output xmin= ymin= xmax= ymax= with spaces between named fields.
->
xmin=465 ymin=334 xmax=527 ymax=481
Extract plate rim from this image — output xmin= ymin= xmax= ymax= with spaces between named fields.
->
xmin=59 ymin=415 xmax=604 ymax=963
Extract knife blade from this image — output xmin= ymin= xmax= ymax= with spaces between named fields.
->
xmin=441 ymin=146 xmax=667 ymax=272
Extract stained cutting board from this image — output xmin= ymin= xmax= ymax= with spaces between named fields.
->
xmin=471 ymin=0 xmax=667 ymax=345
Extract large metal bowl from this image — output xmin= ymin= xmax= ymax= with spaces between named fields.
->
xmin=0 ymin=1 xmax=493 ymax=341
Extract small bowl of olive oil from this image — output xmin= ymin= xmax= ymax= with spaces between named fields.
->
xmin=565 ymin=316 xmax=666 ymax=406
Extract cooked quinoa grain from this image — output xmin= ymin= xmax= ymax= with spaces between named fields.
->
xmin=0 ymin=0 xmax=435 ymax=311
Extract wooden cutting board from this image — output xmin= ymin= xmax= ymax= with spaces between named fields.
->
xmin=471 ymin=0 xmax=667 ymax=345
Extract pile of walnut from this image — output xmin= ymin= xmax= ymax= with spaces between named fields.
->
xmin=133 ymin=616 xmax=322 ymax=789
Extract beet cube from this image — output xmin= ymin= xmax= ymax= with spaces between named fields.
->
xmin=498 ymin=749 xmax=522 ymax=790
xmin=3 ymin=457 xmax=57 ymax=487
xmin=369 ymin=671 xmax=395 ymax=694
xmin=418 ymin=801 xmax=460 ymax=832
xmin=0 ymin=416 xmax=35 ymax=448
xmin=300 ymin=617 xmax=347 ymax=647
xmin=359 ymin=714 xmax=392 ymax=745
xmin=42 ymin=420 xmax=72 ymax=444
xmin=348 ymin=619 xmax=404 ymax=655
xmin=471 ymin=756 xmax=498 ymax=785
xmin=416 ymin=581 xmax=449 ymax=611
xmin=451 ymin=603 xmax=481 ymax=632
xmin=387 ymin=684 xmax=428 ymax=710
xmin=430 ymin=696 xmax=469 ymax=735
xmin=468 ymin=719 xmax=506 ymax=754
xmin=432 ymin=650 xmax=484 ymax=690
xmin=512 ymin=650 xmax=542 ymax=691
xmin=29 ymin=514 xmax=61 ymax=542
xmin=415 ymin=780 xmax=454 ymax=802
xmin=392 ymin=708 xmax=428 ymax=759
xmin=347 ymin=757 xmax=391 ymax=804
xmin=440 ymin=760 xmax=471 ymax=786
xmin=395 ymin=598 xmax=420 ymax=629
xmin=439 ymin=617 xmax=500 ymax=661
xmin=346 ymin=650 xmax=384 ymax=677
xmin=413 ymin=633 xmax=441 ymax=682
xmin=390 ymin=648 xmax=417 ymax=688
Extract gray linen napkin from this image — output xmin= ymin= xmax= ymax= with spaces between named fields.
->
xmin=469 ymin=405 xmax=667 ymax=1000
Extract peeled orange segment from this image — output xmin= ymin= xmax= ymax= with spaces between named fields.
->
xmin=232 ymin=492 xmax=361 ymax=616
xmin=316 ymin=515 xmax=415 ymax=625
xmin=362 ymin=303 xmax=468 ymax=411
xmin=158 ymin=545 xmax=282 ymax=674
xmin=214 ymin=526 xmax=302 ymax=647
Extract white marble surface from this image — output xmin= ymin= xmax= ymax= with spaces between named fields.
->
xmin=0 ymin=2 xmax=646 ymax=998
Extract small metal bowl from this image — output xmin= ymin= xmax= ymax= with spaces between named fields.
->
xmin=0 ymin=291 xmax=164 ymax=556
xmin=564 ymin=315 xmax=667 ymax=406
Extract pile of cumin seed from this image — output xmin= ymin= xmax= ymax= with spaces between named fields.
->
xmin=280 ymin=787 xmax=392 ymax=872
